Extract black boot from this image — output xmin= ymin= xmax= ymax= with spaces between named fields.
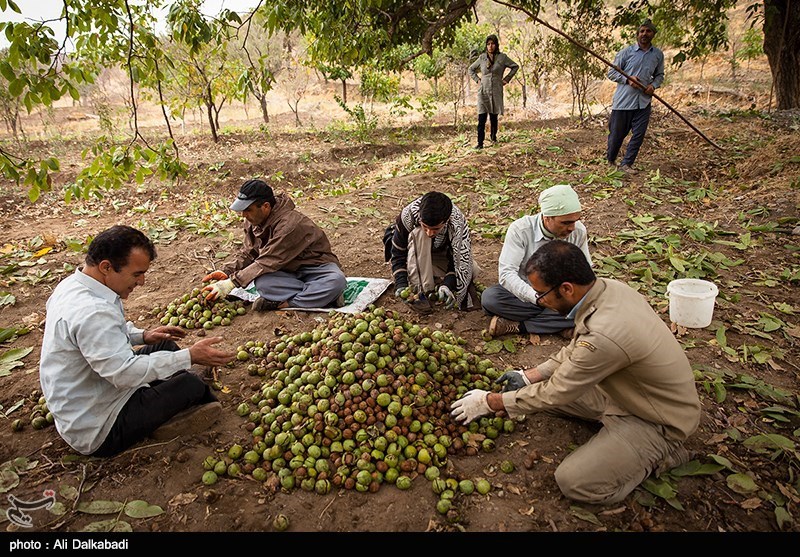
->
xmin=476 ymin=124 xmax=485 ymax=149
xmin=490 ymin=114 xmax=498 ymax=143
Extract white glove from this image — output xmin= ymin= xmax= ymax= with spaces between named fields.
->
xmin=202 ymin=278 xmax=234 ymax=302
xmin=495 ymin=369 xmax=531 ymax=392
xmin=450 ymin=389 xmax=491 ymax=425
xmin=437 ymin=285 xmax=456 ymax=308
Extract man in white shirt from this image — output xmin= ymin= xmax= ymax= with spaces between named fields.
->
xmin=480 ymin=184 xmax=591 ymax=338
xmin=39 ymin=225 xmax=234 ymax=456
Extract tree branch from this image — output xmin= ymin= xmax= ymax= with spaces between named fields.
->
xmin=398 ymin=0 xmax=479 ymax=67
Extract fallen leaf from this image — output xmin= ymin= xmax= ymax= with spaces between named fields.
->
xmin=518 ymin=506 xmax=535 ymax=516
xmin=0 ymin=469 xmax=19 ymax=493
xmin=705 ymin=433 xmax=729 ymax=445
xmin=528 ymin=334 xmax=541 ymax=346
xmin=777 ymin=483 xmax=800 ymax=504
xmin=785 ymin=326 xmax=800 ymax=338
xmin=76 ymin=500 xmax=125 ymax=514
xmin=506 ymin=485 xmax=522 ymax=495
xmin=124 ymin=500 xmax=164 ymax=518
xmin=726 ymin=473 xmax=758 ymax=494
xmin=168 ymin=492 xmax=197 ymax=507
xmin=740 ymin=497 xmax=762 ymax=509
xmin=541 ymin=456 xmax=554 ymax=464
xmin=766 ymin=359 xmax=785 ymax=371
xmin=570 ymin=505 xmax=602 ymax=525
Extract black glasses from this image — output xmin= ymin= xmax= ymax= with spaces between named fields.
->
xmin=534 ymin=283 xmax=561 ymax=307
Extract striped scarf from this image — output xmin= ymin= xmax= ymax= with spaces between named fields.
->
xmin=400 ymin=197 xmax=474 ymax=308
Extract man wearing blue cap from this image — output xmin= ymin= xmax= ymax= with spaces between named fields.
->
xmin=606 ymin=19 xmax=664 ymax=174
xmin=202 ymin=179 xmax=347 ymax=310
xmin=481 ymin=184 xmax=591 ymax=338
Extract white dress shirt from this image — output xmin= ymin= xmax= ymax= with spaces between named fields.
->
xmin=39 ymin=269 xmax=191 ymax=454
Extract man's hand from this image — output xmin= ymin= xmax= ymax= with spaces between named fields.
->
xmin=627 ymin=75 xmax=644 ymax=90
xmin=202 ymin=270 xmax=228 ymax=282
xmin=188 ymin=337 xmax=236 ymax=367
xmin=202 ymin=278 xmax=234 ymax=302
xmin=437 ymin=285 xmax=456 ymax=309
xmin=495 ymin=369 xmax=531 ymax=392
xmin=143 ymin=326 xmax=186 ymax=345
xmin=643 ymin=84 xmax=655 ymax=96
xmin=450 ymin=389 xmax=492 ymax=424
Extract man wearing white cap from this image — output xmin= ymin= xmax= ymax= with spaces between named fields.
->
xmin=201 ymin=178 xmax=347 ymax=310
xmin=481 ymin=184 xmax=590 ymax=337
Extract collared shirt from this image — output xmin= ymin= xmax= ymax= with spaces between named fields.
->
xmin=39 ymin=270 xmax=191 ymax=454
xmin=608 ymin=43 xmax=665 ymax=110
xmin=501 ymin=278 xmax=701 ymax=441
xmin=498 ymin=213 xmax=591 ymax=305
xmin=566 ymin=294 xmax=587 ymax=320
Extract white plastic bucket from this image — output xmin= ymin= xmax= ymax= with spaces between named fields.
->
xmin=666 ymin=279 xmax=718 ymax=328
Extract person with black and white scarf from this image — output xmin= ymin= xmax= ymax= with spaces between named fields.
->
xmin=383 ymin=192 xmax=479 ymax=310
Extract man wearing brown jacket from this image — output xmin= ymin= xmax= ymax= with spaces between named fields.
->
xmin=202 ymin=179 xmax=347 ymax=310
xmin=451 ymin=240 xmax=701 ymax=504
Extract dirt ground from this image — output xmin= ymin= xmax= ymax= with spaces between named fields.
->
xmin=0 ymin=82 xmax=798 ymax=536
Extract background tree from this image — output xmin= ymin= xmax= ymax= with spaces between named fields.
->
xmin=506 ymin=22 xmax=547 ymax=107
xmin=548 ymin=2 xmax=612 ymax=119
xmin=236 ymin=21 xmax=286 ymax=124
xmin=413 ymin=51 xmax=447 ymax=98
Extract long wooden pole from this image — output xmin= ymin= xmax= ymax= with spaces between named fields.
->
xmin=494 ymin=0 xmax=724 ymax=151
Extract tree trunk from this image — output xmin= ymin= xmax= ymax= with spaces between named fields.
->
xmin=206 ymin=100 xmax=218 ymax=143
xmin=522 ymin=83 xmax=527 ymax=108
xmin=259 ymin=95 xmax=270 ymax=124
xmin=763 ymin=0 xmax=800 ymax=109
xmin=341 ymin=79 xmax=347 ymax=104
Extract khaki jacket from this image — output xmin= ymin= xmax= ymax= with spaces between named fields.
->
xmin=224 ymin=194 xmax=340 ymax=287
xmin=502 ymin=278 xmax=701 ymax=441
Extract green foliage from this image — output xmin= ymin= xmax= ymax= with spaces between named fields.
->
xmin=547 ymin=1 xmax=612 ymax=118
xmin=65 ymin=140 xmax=187 ymax=202
xmin=611 ymin=0 xmax=737 ymax=65
xmin=736 ymin=26 xmax=764 ymax=63
xmin=333 ymin=94 xmax=377 ymax=141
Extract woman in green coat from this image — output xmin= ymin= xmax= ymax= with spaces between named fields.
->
xmin=468 ymin=34 xmax=519 ymax=149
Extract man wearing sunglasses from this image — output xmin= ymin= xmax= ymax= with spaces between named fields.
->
xmin=452 ymin=240 xmax=700 ymax=504
xmin=481 ymin=184 xmax=590 ymax=338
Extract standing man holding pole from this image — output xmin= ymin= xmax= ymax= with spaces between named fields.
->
xmin=606 ymin=19 xmax=664 ymax=174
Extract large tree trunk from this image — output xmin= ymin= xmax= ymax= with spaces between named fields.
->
xmin=763 ymin=0 xmax=800 ymax=109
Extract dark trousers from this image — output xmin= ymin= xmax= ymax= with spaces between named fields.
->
xmin=481 ymin=283 xmax=575 ymax=334
xmin=477 ymin=113 xmax=499 ymax=146
xmin=91 ymin=340 xmax=217 ymax=457
xmin=607 ymin=105 xmax=652 ymax=166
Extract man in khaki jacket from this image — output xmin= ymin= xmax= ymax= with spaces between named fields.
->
xmin=451 ymin=240 xmax=701 ymax=504
xmin=202 ymin=179 xmax=346 ymax=310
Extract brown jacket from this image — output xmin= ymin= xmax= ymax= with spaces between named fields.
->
xmin=223 ymin=194 xmax=341 ymax=287
xmin=502 ymin=278 xmax=701 ymax=441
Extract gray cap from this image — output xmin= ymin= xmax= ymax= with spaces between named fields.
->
xmin=640 ymin=19 xmax=657 ymax=33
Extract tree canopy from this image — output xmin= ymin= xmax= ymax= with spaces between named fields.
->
xmin=0 ymin=0 xmax=797 ymax=202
